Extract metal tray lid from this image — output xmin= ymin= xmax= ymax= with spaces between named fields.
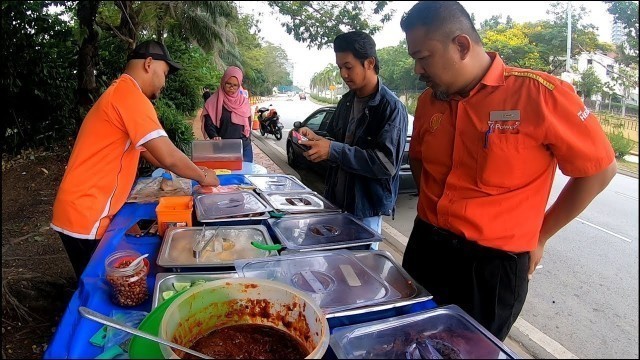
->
xmin=157 ymin=225 xmax=276 ymax=267
xmin=259 ymin=191 xmax=340 ymax=214
xmin=329 ymin=305 xmax=518 ymax=359
xmin=268 ymin=213 xmax=382 ymax=250
xmin=234 ymin=250 xmax=401 ymax=314
xmin=194 ymin=191 xmax=272 ymax=221
xmin=244 ymin=174 xmax=310 ymax=193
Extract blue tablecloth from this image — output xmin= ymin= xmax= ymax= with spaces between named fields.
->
xmin=44 ymin=172 xmax=437 ymax=359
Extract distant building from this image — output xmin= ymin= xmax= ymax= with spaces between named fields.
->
xmin=611 ymin=21 xmax=625 ymax=45
xmin=573 ymin=52 xmax=639 ymax=106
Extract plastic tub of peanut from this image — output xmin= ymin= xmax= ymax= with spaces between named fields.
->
xmin=105 ymin=250 xmax=150 ymax=307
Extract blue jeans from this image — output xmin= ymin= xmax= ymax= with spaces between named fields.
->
xmin=243 ymin=138 xmax=253 ymax=163
xmin=360 ymin=215 xmax=382 ymax=250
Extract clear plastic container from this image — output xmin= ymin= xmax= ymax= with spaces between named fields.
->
xmin=329 ymin=305 xmax=518 ymax=359
xmin=234 ymin=250 xmax=401 ymax=314
xmin=191 ymin=139 xmax=243 ymax=170
xmin=105 ymin=250 xmax=150 ymax=307
xmin=268 ymin=213 xmax=382 ymax=251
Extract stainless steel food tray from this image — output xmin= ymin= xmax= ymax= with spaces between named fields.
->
xmin=152 ymin=272 xmax=237 ymax=309
xmin=194 ymin=191 xmax=273 ymax=222
xmin=156 ymin=225 xmax=277 ymax=270
xmin=244 ymin=174 xmax=310 ymax=193
xmin=259 ymin=191 xmax=340 ymax=214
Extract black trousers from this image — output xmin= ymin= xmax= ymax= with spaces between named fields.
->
xmin=402 ymin=217 xmax=530 ymax=341
xmin=58 ymin=232 xmax=100 ymax=280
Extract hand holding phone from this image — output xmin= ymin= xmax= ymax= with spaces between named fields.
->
xmin=291 ymin=130 xmax=311 ymax=151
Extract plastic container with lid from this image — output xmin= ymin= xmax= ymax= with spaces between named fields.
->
xmin=191 ymin=139 xmax=243 ymax=170
xmin=194 ymin=191 xmax=272 ymax=222
xmin=105 ymin=250 xmax=150 ymax=307
xmin=329 ymin=304 xmax=519 ymax=359
xmin=244 ymin=174 xmax=310 ymax=193
xmin=234 ymin=250 xmax=401 ymax=314
xmin=268 ymin=213 xmax=382 ymax=251
xmin=155 ymin=196 xmax=193 ymax=236
xmin=260 ymin=191 xmax=340 ymax=214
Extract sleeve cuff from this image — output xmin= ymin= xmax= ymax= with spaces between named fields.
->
xmin=329 ymin=141 xmax=343 ymax=163
xmin=136 ymin=129 xmax=168 ymax=149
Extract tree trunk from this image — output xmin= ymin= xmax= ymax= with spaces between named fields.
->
xmin=116 ymin=1 xmax=138 ymax=52
xmin=76 ymin=0 xmax=101 ymax=130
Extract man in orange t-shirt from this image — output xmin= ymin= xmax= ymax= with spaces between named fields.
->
xmin=400 ymin=2 xmax=616 ymax=340
xmin=51 ymin=40 xmax=220 ymax=279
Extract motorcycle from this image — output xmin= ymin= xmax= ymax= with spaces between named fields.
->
xmin=256 ymin=106 xmax=284 ymax=140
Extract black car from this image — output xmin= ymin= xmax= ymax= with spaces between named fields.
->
xmin=286 ymin=106 xmax=417 ymax=194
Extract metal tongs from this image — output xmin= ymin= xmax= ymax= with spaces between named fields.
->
xmin=192 ymin=225 xmax=220 ymax=260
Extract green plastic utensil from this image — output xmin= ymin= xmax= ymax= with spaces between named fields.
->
xmin=250 ymin=241 xmax=283 ymax=251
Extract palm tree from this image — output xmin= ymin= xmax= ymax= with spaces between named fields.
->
xmin=137 ymin=1 xmax=241 ymax=68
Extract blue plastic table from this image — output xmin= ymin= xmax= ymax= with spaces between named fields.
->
xmin=44 ymin=171 xmax=436 ymax=359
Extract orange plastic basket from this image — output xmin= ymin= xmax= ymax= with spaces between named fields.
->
xmin=155 ymin=196 xmax=193 ymax=236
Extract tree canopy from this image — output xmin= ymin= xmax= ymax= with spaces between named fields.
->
xmin=266 ymin=1 xmax=394 ymax=50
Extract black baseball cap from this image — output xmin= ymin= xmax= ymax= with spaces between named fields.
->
xmin=127 ymin=40 xmax=182 ymax=75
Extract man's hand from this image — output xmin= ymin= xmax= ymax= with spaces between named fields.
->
xmin=199 ymin=167 xmax=220 ymax=187
xmin=212 ymin=136 xmax=221 ymax=140
xmin=528 ymin=242 xmax=545 ymax=280
xmin=298 ymin=127 xmax=319 ymax=140
xmin=300 ymin=137 xmax=331 ymax=162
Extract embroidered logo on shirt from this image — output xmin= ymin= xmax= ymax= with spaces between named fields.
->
xmin=429 ymin=114 xmax=443 ymax=132
xmin=578 ymin=106 xmax=591 ymax=122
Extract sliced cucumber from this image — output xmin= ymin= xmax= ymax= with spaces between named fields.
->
xmin=162 ymin=290 xmax=176 ymax=300
xmin=172 ymin=282 xmax=192 ymax=292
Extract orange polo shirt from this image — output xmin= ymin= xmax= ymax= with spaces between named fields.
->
xmin=51 ymin=74 xmax=167 ymax=239
xmin=410 ymin=53 xmax=614 ymax=253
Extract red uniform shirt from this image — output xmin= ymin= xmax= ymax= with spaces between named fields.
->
xmin=410 ymin=53 xmax=615 ymax=252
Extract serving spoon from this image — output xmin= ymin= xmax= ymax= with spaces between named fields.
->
xmin=79 ymin=307 xmax=212 ymax=359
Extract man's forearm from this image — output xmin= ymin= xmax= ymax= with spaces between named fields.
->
xmin=539 ymin=161 xmax=617 ymax=244
xmin=140 ymin=150 xmax=162 ymax=168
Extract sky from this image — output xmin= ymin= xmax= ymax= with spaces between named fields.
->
xmin=236 ymin=1 xmax=615 ymax=89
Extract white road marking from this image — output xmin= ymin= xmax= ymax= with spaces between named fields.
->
xmin=514 ymin=318 xmax=579 ymax=359
xmin=614 ymin=191 xmax=638 ymax=201
xmin=575 ymin=217 xmax=632 ymax=243
xmin=382 ymin=221 xmax=409 ymax=246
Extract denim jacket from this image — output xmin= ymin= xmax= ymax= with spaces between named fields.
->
xmin=324 ymin=79 xmax=408 ymax=218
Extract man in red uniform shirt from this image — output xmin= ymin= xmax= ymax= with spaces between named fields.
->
xmin=400 ymin=1 xmax=617 ymax=340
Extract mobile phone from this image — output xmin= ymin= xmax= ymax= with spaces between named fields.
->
xmin=126 ymin=219 xmax=158 ymax=237
xmin=291 ymin=130 xmax=311 ymax=151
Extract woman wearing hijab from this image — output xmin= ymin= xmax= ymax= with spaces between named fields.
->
xmin=201 ymin=66 xmax=253 ymax=162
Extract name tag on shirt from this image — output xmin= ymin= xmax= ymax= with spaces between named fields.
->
xmin=489 ymin=110 xmax=521 ymax=135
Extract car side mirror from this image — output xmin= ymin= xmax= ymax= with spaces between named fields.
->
xmin=293 ymin=121 xmax=302 ymax=129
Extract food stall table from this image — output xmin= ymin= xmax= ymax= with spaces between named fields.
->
xmin=44 ymin=168 xmax=438 ymax=359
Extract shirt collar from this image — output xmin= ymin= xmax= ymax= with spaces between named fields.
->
xmin=121 ymin=73 xmax=143 ymax=92
xmin=479 ymin=52 xmax=506 ymax=87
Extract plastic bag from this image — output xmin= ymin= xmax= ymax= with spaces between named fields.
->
xmin=103 ymin=310 xmax=148 ymax=358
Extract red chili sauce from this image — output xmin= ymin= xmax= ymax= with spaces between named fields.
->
xmin=184 ymin=323 xmax=310 ymax=359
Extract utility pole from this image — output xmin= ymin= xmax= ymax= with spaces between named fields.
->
xmin=566 ymin=1 xmax=572 ymax=72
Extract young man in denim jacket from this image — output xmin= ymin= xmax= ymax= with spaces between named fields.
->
xmin=299 ymin=31 xmax=408 ymax=249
